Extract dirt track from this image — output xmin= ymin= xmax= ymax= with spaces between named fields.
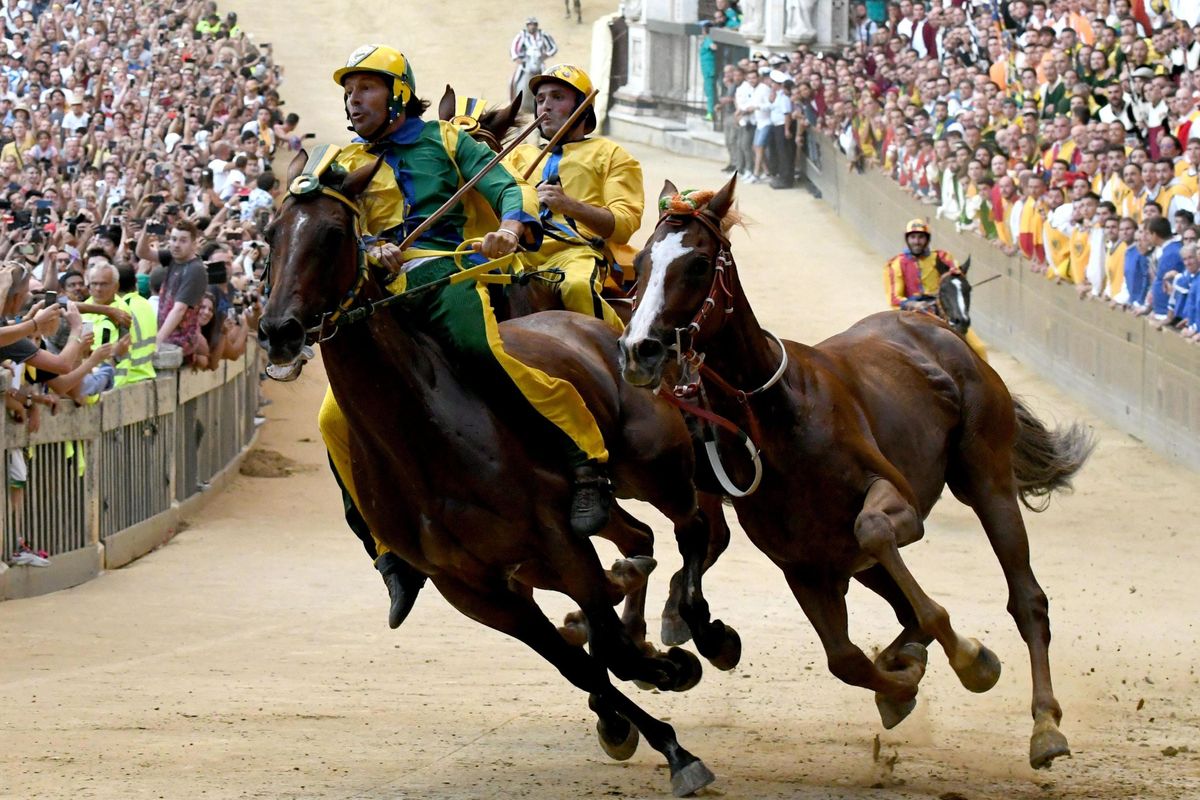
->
xmin=1 ymin=3 xmax=1199 ymax=799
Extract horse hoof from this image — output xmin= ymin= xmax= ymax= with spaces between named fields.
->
xmin=558 ymin=611 xmax=589 ymax=647
xmin=1030 ymin=717 xmax=1071 ymax=769
xmin=661 ymin=614 xmax=693 ymax=647
xmin=897 ymin=641 xmax=929 ymax=670
xmin=597 ymin=717 xmax=639 ymax=761
xmin=611 ymin=556 xmax=658 ymax=592
xmin=955 ymin=640 xmax=1002 ymax=693
xmin=670 ymin=758 xmax=716 ymax=797
xmin=875 ymin=692 xmax=918 ymax=729
xmin=707 ymin=625 xmax=742 ymax=671
xmin=666 ymin=646 xmax=704 ymax=692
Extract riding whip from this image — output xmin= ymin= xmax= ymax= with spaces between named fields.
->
xmin=521 ymin=89 xmax=600 ymax=180
xmin=397 ymin=112 xmax=548 ymax=252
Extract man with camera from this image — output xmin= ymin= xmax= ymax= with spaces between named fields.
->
xmin=137 ymin=218 xmax=206 ymax=363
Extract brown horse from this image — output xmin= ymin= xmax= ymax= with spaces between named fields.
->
xmin=258 ymin=154 xmax=732 ymax=796
xmin=618 ymin=177 xmax=1094 ymax=770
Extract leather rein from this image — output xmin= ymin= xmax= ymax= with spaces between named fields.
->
xmin=639 ymin=208 xmax=788 ymax=498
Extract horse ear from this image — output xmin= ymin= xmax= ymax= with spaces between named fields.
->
xmin=342 ymin=156 xmax=384 ymax=201
xmin=707 ymin=173 xmax=737 ymax=220
xmin=287 ymin=149 xmax=309 ymax=186
xmin=659 ymin=179 xmax=678 ymax=202
xmin=500 ymin=92 xmax=522 ymax=130
xmin=960 ymin=255 xmax=971 ymax=276
xmin=438 ymin=85 xmax=456 ymax=122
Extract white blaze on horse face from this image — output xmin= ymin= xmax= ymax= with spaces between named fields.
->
xmin=954 ymin=280 xmax=969 ymax=323
xmin=626 ymin=231 xmax=688 ymax=347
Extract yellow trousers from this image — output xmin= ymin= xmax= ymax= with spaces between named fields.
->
xmin=317 ymin=386 xmax=393 ymax=556
xmin=964 ymin=327 xmax=988 ymax=362
xmin=525 ymin=244 xmax=624 ymax=332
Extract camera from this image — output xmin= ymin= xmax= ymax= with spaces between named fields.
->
xmin=147 ymin=222 xmax=166 ymax=235
xmin=205 ymin=260 xmax=229 ymax=284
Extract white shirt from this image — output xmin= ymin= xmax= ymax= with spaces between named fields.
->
xmin=751 ymin=82 xmax=772 ymax=127
xmin=769 ymin=90 xmax=792 ymax=126
xmin=734 ymin=80 xmax=755 ymax=127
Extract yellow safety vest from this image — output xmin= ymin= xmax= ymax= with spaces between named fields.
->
xmin=116 ymin=293 xmax=158 ymax=387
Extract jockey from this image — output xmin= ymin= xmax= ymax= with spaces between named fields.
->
xmin=885 ymin=219 xmax=959 ymax=311
xmin=508 ymin=64 xmax=643 ymax=330
xmin=510 ymin=17 xmax=558 ymax=63
xmin=319 ymin=45 xmax=615 ymax=629
xmin=885 ymin=219 xmax=988 ymax=360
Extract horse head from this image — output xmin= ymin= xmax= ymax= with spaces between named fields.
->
xmin=258 ymin=149 xmax=382 ymax=380
xmin=438 ymin=85 xmax=524 ymax=153
xmin=936 ymin=256 xmax=972 ymax=336
xmin=619 ymin=176 xmax=739 ymax=387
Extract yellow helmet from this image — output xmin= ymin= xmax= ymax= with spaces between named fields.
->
xmin=529 ymin=63 xmax=594 ymax=96
xmin=333 ymin=45 xmax=415 ymax=107
xmin=905 ymin=218 xmax=931 ymax=237
xmin=529 ymin=64 xmax=596 ymax=134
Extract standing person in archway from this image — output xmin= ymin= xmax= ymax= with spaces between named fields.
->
xmin=510 ymin=18 xmax=558 ymax=112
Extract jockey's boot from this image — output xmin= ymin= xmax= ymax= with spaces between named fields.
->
xmin=570 ymin=461 xmax=613 ymax=537
xmin=375 ymin=552 xmax=428 ymax=629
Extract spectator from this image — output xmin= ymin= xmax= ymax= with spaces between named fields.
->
xmin=140 ymin=219 xmax=205 ymax=361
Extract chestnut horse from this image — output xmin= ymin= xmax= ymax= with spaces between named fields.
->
xmin=619 ymin=177 xmax=1094 ymax=770
xmin=258 ymin=154 xmax=732 ymax=796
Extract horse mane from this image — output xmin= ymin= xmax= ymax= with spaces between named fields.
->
xmin=660 ymin=190 xmax=744 ymax=235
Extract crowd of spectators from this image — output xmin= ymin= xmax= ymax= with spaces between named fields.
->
xmin=1 ymin=0 xmax=299 ymax=567
xmin=713 ymin=0 xmax=1200 ymax=340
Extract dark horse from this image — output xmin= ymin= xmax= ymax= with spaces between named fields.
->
xmin=618 ymin=177 xmax=1094 ymax=770
xmin=258 ymin=154 xmax=734 ymax=796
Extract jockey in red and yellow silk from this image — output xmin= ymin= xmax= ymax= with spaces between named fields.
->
xmin=885 ymin=219 xmax=960 ymax=309
xmin=885 ymin=219 xmax=988 ymax=360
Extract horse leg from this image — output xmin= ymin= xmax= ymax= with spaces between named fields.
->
xmin=855 ymin=479 xmax=1004 ymax=701
xmin=600 ymin=503 xmax=657 ymax=649
xmin=661 ymin=493 xmax=729 ymax=644
xmin=431 ymin=575 xmax=715 ymax=796
xmin=784 ymin=566 xmax=928 ymax=728
xmin=546 ymin=530 xmax=703 ymax=693
xmin=853 ymin=564 xmax=934 ymax=671
xmin=950 ymin=461 xmax=1068 ymax=769
xmin=659 ymin=492 xmax=741 ymax=671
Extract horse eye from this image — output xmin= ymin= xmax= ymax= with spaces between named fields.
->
xmin=684 ymin=256 xmax=709 ymax=278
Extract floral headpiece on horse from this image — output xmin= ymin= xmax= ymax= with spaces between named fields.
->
xmin=658 ymin=188 xmax=741 ymax=235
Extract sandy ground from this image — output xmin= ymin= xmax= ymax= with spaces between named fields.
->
xmin=2 ymin=3 xmax=1199 ymax=799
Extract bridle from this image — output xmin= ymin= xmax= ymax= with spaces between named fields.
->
xmin=635 ymin=206 xmax=789 ymax=497
xmin=275 ymin=174 xmax=374 ymax=346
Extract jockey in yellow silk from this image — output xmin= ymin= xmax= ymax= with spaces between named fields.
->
xmin=507 ymin=64 xmax=644 ymax=330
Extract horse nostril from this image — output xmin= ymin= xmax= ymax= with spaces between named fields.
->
xmin=259 ymin=316 xmax=304 ymax=347
xmin=633 ymin=338 xmax=665 ymax=363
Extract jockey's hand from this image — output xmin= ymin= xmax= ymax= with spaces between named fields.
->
xmin=371 ymin=241 xmax=406 ymax=273
xmin=537 ymin=181 xmax=574 ymax=215
xmin=475 ymin=227 xmax=522 ymax=260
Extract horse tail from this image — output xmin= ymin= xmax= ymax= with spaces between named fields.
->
xmin=1010 ymin=396 xmax=1095 ymax=512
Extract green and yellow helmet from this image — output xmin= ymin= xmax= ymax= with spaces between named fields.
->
xmin=333 ymin=44 xmax=415 ymax=109
xmin=529 ymin=64 xmax=597 ymax=134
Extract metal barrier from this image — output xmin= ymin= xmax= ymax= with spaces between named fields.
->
xmin=1 ymin=348 xmax=261 ymax=600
